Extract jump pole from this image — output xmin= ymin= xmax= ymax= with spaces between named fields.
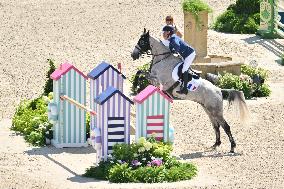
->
xmin=60 ymin=95 xmax=97 ymax=116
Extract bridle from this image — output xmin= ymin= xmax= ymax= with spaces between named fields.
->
xmin=135 ymin=42 xmax=171 ymax=68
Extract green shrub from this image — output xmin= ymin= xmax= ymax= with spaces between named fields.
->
xmin=182 ymin=0 xmax=212 ymax=15
xmin=165 ymin=163 xmax=197 ymax=182
xmin=213 ymin=0 xmax=260 ymax=34
xmin=43 ymin=59 xmax=56 ymax=96
xmin=252 ymin=84 xmax=271 ymax=97
xmin=232 ymin=0 xmax=259 ymax=15
xmin=217 ymin=73 xmax=253 ymax=98
xmin=84 ymin=137 xmax=197 ymax=183
xmin=132 ymin=166 xmax=166 ymax=183
xmin=130 ymin=63 xmax=151 ymax=95
xmin=217 ymin=65 xmax=271 ymax=99
xmin=109 ymin=164 xmax=134 ymax=183
xmin=84 ymin=161 xmax=112 ymax=180
xmin=241 ymin=65 xmax=268 ymax=81
xmin=182 ymin=0 xmax=212 ymax=30
xmin=12 ymin=95 xmax=53 ymax=146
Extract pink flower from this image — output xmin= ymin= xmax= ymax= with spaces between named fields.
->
xmin=151 ymin=159 xmax=163 ymax=166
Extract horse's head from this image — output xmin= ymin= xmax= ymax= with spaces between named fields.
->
xmin=131 ymin=28 xmax=151 ymax=60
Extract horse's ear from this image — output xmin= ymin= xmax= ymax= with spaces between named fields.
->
xmin=146 ymin=30 xmax=149 ymax=37
xmin=143 ymin=28 xmax=146 ymax=33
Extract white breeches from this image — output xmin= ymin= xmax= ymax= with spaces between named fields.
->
xmin=182 ymin=52 xmax=196 ymax=73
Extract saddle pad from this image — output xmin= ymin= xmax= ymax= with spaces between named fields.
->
xmin=187 ymin=78 xmax=200 ymax=91
xmin=172 ymin=62 xmax=200 ymax=92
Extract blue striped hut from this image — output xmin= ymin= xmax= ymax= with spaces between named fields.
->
xmin=133 ymin=85 xmax=173 ymax=142
xmin=88 ymin=61 xmax=126 ymax=135
xmin=49 ymin=62 xmax=88 ymax=148
xmin=94 ymin=86 xmax=133 ymax=161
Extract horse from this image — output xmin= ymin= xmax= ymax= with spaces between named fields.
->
xmin=131 ymin=29 xmax=249 ymax=153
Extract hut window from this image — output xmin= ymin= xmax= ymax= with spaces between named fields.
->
xmin=146 ymin=115 xmax=164 ymax=141
xmin=107 ymin=117 xmax=125 ymax=153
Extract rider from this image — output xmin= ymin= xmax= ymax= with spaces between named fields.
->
xmin=162 ymin=25 xmax=196 ymax=95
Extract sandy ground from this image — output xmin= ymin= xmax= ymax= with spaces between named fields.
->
xmin=1 ymin=0 xmax=284 ymax=188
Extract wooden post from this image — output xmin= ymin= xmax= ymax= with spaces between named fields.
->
xmin=60 ymin=95 xmax=97 ymax=116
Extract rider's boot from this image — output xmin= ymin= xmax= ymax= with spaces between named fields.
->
xmin=177 ymin=72 xmax=189 ymax=95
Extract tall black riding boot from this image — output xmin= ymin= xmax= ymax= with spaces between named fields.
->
xmin=177 ymin=72 xmax=189 ymax=95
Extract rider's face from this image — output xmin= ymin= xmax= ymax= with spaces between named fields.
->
xmin=163 ymin=31 xmax=170 ymax=40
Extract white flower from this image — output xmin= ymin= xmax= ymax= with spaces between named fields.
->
xmin=142 ymin=158 xmax=146 ymax=161
xmin=144 ymin=142 xmax=152 ymax=151
xmin=117 ymin=160 xmax=122 ymax=164
xmin=107 ymin=154 xmax=113 ymax=159
xmin=38 ymin=124 xmax=46 ymax=130
xmin=110 ymin=161 xmax=114 ymax=163
xmin=151 ymin=156 xmax=156 ymax=160
xmin=138 ymin=137 xmax=146 ymax=144
xmin=133 ymin=153 xmax=138 ymax=157
xmin=42 ymin=96 xmax=50 ymax=103
xmin=136 ymin=162 xmax=142 ymax=166
xmin=138 ymin=147 xmax=145 ymax=153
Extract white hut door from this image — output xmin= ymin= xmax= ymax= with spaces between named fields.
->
xmin=146 ymin=115 xmax=164 ymax=141
xmin=107 ymin=117 xmax=125 ymax=154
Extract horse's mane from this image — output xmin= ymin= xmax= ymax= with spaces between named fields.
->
xmin=149 ymin=36 xmax=171 ymax=52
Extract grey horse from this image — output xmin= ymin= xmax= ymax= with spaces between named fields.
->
xmin=131 ymin=29 xmax=249 ymax=153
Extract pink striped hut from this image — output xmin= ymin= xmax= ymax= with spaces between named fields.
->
xmin=94 ymin=86 xmax=133 ymax=161
xmin=88 ymin=61 xmax=126 ymax=132
xmin=133 ymin=85 xmax=173 ymax=142
xmin=49 ymin=62 xmax=88 ymax=148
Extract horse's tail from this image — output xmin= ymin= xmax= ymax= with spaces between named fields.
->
xmin=221 ymin=89 xmax=250 ymax=124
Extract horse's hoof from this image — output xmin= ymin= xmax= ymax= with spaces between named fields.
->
xmin=229 ymin=150 xmax=235 ymax=154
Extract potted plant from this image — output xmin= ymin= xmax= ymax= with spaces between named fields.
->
xmin=182 ymin=0 xmax=212 ymax=58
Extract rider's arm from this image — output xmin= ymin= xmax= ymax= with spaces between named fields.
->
xmin=174 ymin=25 xmax=183 ymax=38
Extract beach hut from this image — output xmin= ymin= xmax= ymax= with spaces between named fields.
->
xmin=49 ymin=62 xmax=88 ymax=148
xmin=88 ymin=61 xmax=126 ymax=131
xmin=133 ymin=85 xmax=173 ymax=142
xmin=94 ymin=86 xmax=133 ymax=161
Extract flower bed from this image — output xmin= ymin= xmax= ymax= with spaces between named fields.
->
xmin=84 ymin=137 xmax=197 ymax=183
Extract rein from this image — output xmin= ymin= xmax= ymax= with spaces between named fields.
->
xmin=150 ymin=53 xmax=171 ymax=70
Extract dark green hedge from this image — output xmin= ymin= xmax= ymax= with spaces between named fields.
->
xmin=213 ymin=0 xmax=260 ymax=34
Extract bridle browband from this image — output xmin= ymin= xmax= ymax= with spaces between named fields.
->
xmin=135 ymin=41 xmax=172 ymax=70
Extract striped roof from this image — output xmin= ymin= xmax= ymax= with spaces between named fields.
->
xmin=50 ymin=62 xmax=88 ymax=81
xmin=88 ymin=61 xmax=126 ymax=80
xmin=133 ymin=85 xmax=173 ymax=104
xmin=95 ymin=86 xmax=133 ymax=105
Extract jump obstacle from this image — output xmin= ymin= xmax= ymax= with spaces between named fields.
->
xmin=48 ymin=63 xmax=89 ymax=148
xmin=48 ymin=61 xmax=173 ymax=162
xmin=258 ymin=0 xmax=284 ymax=38
xmin=133 ymin=85 xmax=173 ymax=142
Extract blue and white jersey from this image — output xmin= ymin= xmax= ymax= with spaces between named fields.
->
xmin=168 ymin=34 xmax=195 ymax=59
